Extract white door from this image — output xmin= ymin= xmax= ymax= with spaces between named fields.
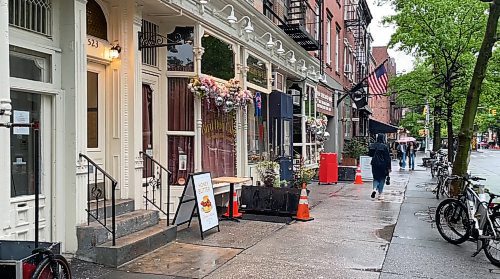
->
xmin=10 ymin=91 xmax=52 ymax=242
xmin=86 ymin=63 xmax=106 ymax=195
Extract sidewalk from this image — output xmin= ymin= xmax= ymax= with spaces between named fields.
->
xmin=380 ymin=167 xmax=500 ymax=278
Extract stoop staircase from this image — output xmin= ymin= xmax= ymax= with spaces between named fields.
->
xmin=76 ymin=153 xmax=176 ymax=267
xmin=75 ymin=199 xmax=176 ymax=267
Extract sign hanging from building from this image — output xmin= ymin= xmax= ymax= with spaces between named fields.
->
xmin=316 ymin=87 xmax=334 ymax=116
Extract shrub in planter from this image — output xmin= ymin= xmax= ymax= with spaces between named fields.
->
xmin=342 ymin=138 xmax=368 ymax=166
xmin=255 ymin=160 xmax=281 ymax=187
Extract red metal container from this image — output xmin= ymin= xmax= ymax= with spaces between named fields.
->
xmin=319 ymin=153 xmax=338 ymax=184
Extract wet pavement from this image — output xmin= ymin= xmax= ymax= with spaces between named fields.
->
xmin=71 ymin=153 xmax=500 ymax=278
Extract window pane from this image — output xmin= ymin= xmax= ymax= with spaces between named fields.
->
xmin=167 ymin=27 xmax=194 ymax=71
xmin=247 ymin=92 xmax=269 ymax=163
xmin=9 ymin=46 xmax=51 ymax=82
xmin=201 ymin=102 xmax=236 ymax=178
xmin=168 ymin=136 xmax=194 ymax=185
xmin=201 ymin=35 xmax=234 ymax=80
xmin=86 ymin=0 xmax=107 ymax=40
xmin=168 ymin=78 xmax=194 ymax=131
xmin=10 ymin=91 xmax=41 ymax=197
xmin=87 ymin=71 xmax=98 ymax=148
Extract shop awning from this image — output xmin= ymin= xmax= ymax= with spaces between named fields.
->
xmin=369 ymin=119 xmax=399 ymax=134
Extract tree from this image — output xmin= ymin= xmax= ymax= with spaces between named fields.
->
xmin=452 ymin=0 xmax=500 ymax=196
xmin=384 ymin=0 xmax=488 ymax=159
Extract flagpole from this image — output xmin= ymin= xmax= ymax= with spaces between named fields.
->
xmin=336 ymin=58 xmax=389 ymax=106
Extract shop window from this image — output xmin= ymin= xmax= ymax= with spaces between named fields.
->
xmin=142 ymin=84 xmax=153 ymax=178
xmin=141 ymin=20 xmax=159 ymax=67
xmin=247 ymin=55 xmax=268 ymax=89
xmin=201 ymin=102 xmax=236 ymax=178
xmin=167 ymin=27 xmax=194 ymax=72
xmin=8 ymin=0 xmax=52 ymax=36
xmin=247 ymin=91 xmax=269 ymax=163
xmin=86 ymin=0 xmax=107 ymax=40
xmin=87 ymin=72 xmax=99 ymax=148
xmin=201 ymin=34 xmax=234 ymax=81
xmin=168 ymin=136 xmax=194 ymax=185
xmin=168 ymin=78 xmax=194 ymax=131
xmin=9 ymin=46 xmax=51 ymax=82
xmin=10 ymin=91 xmax=41 ymax=197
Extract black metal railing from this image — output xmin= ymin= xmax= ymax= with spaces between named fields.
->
xmin=140 ymin=151 xmax=173 ymax=226
xmin=79 ymin=153 xmax=118 ymax=246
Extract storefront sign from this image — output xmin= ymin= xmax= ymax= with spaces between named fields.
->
xmin=247 ymin=55 xmax=268 ymax=88
xmin=316 ymin=88 xmax=334 ymax=116
xmin=173 ymin=172 xmax=219 ymax=239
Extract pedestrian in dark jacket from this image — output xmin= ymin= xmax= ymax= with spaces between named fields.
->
xmin=368 ymin=134 xmax=392 ymax=200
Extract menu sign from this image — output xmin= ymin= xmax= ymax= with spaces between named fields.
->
xmin=316 ymin=89 xmax=334 ymax=116
xmin=173 ymin=172 xmax=220 ymax=239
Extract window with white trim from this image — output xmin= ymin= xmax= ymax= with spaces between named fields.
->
xmin=8 ymin=0 xmax=52 ymax=36
xmin=141 ymin=20 xmax=159 ymax=67
xmin=9 ymin=46 xmax=51 ymax=83
xmin=326 ymin=16 xmax=332 ymax=66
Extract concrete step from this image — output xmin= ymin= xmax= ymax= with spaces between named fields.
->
xmin=88 ymin=199 xmax=135 ymax=220
xmin=94 ymin=221 xmax=177 ymax=267
xmin=76 ymin=209 xmax=159 ymax=259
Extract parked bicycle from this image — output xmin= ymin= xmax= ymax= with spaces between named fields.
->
xmin=435 ymin=175 xmax=500 ymax=266
xmin=434 ymin=160 xmax=452 ymax=199
xmin=30 ymin=247 xmax=72 ymax=279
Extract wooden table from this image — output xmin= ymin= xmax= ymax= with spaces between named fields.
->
xmin=212 ymin=177 xmax=252 ymax=222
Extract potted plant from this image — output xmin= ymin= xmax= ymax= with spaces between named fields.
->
xmin=255 ymin=160 xmax=280 ymax=187
xmin=342 ymin=138 xmax=367 ymax=166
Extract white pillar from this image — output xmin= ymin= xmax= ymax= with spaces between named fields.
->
xmin=0 ymin=0 xmax=12 ymax=238
xmin=193 ymin=41 xmax=204 ymax=172
xmin=59 ymin=0 xmax=88 ymax=253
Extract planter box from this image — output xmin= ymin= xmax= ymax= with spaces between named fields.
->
xmin=239 ymin=185 xmax=302 ymax=216
xmin=338 ymin=166 xmax=357 ymax=181
xmin=342 ymin=157 xmax=357 ymax=166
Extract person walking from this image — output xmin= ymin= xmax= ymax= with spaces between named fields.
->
xmin=369 ymin=134 xmax=392 ymax=200
xmin=398 ymin=142 xmax=407 ymax=170
xmin=407 ymin=141 xmax=416 ymax=170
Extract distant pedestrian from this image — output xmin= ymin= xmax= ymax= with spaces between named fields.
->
xmin=369 ymin=134 xmax=392 ymax=200
xmin=407 ymin=141 xmax=416 ymax=170
xmin=398 ymin=142 xmax=407 ymax=169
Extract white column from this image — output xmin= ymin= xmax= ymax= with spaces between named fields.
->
xmin=239 ymin=63 xmax=249 ymax=177
xmin=193 ymin=44 xmax=204 ymax=172
xmin=59 ymin=0 xmax=88 ymax=253
xmin=333 ymin=90 xmax=339 ymax=155
xmin=0 ymin=0 xmax=12 ymax=238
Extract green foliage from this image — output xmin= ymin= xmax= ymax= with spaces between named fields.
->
xmin=343 ymin=138 xmax=368 ymax=159
xmin=256 ymin=161 xmax=280 ymax=188
xmin=399 ymin=112 xmax=426 ymax=137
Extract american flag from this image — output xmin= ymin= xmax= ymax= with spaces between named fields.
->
xmin=368 ymin=64 xmax=388 ymax=99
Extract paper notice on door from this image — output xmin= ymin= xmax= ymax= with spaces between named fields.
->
xmin=179 ymin=154 xmax=187 ymax=171
xmin=13 ymin=110 xmax=30 ymax=135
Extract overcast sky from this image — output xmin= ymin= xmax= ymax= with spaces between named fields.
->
xmin=367 ymin=1 xmax=415 ymax=73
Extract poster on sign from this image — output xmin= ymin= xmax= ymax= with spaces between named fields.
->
xmin=173 ymin=172 xmax=219 ymax=239
xmin=359 ymin=156 xmax=373 ymax=181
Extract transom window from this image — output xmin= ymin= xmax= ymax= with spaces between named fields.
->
xmin=86 ymin=0 xmax=107 ymax=40
xmin=141 ymin=20 xmax=159 ymax=67
xmin=9 ymin=46 xmax=51 ymax=83
xmin=8 ymin=0 xmax=52 ymax=36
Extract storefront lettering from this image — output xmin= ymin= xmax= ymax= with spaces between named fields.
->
xmin=202 ymin=119 xmax=235 ymax=136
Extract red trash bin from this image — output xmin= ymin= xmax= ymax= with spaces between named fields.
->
xmin=319 ymin=153 xmax=338 ymax=184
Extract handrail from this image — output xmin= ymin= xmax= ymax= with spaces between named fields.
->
xmin=140 ymin=151 xmax=172 ymax=226
xmin=79 ymin=153 xmax=117 ymax=246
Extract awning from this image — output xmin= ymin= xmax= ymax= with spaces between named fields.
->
xmin=369 ymin=119 xmax=399 ymax=134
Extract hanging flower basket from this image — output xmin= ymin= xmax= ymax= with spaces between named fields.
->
xmin=306 ymin=115 xmax=330 ymax=142
xmin=188 ymin=76 xmax=253 ymax=113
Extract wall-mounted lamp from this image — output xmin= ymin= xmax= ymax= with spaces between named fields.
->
xmin=298 ymin=60 xmax=307 ymax=72
xmin=284 ymin=50 xmax=296 ymax=64
xmin=260 ymin=32 xmax=275 ymax=48
xmin=321 ymin=73 xmax=328 ymax=83
xmin=199 ymin=0 xmax=209 ymax=4
xmin=236 ymin=16 xmax=254 ymax=34
xmin=274 ymin=40 xmax=285 ymax=55
xmin=109 ymin=43 xmax=122 ymax=59
xmin=215 ymin=4 xmax=237 ymax=24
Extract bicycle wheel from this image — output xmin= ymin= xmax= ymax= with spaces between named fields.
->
xmin=436 ymin=176 xmax=444 ymax=199
xmin=483 ymin=213 xmax=500 ymax=267
xmin=440 ymin=178 xmax=450 ymax=199
xmin=31 ymin=254 xmax=72 ymax=279
xmin=435 ymin=199 xmax=471 ymax=244
xmin=431 ymin=166 xmax=436 ymax=178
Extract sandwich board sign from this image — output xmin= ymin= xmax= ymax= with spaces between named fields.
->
xmin=173 ymin=172 xmax=219 ymax=239
xmin=359 ymin=156 xmax=373 ymax=181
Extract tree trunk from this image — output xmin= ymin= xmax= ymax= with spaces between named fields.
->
xmin=447 ymin=102 xmax=454 ymax=162
xmin=451 ymin=0 xmax=500 ymax=197
xmin=433 ymin=105 xmax=442 ymax=151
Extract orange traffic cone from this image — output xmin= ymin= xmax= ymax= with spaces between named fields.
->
xmin=354 ymin=164 xmax=363 ymax=184
xmin=223 ymin=191 xmax=242 ymax=218
xmin=294 ymin=183 xmax=314 ymax=222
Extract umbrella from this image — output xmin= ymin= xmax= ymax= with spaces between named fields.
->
xmin=397 ymin=137 xmax=416 ymax=143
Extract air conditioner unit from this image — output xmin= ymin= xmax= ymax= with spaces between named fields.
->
xmin=272 ymin=72 xmax=285 ymax=92
xmin=344 ymin=64 xmax=352 ymax=73
xmin=289 ymin=89 xmax=300 ymax=105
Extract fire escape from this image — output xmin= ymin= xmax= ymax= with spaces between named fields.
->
xmin=344 ymin=0 xmax=372 ymax=85
xmin=263 ymin=0 xmax=324 ymax=74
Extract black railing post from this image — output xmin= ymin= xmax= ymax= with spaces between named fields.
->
xmin=87 ymin=161 xmax=90 ymax=225
xmin=112 ymin=181 xmax=116 ymax=246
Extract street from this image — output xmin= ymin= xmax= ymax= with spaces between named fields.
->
xmin=70 ymin=151 xmax=500 ymax=278
xmin=469 ymin=150 xmax=500 ymax=194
